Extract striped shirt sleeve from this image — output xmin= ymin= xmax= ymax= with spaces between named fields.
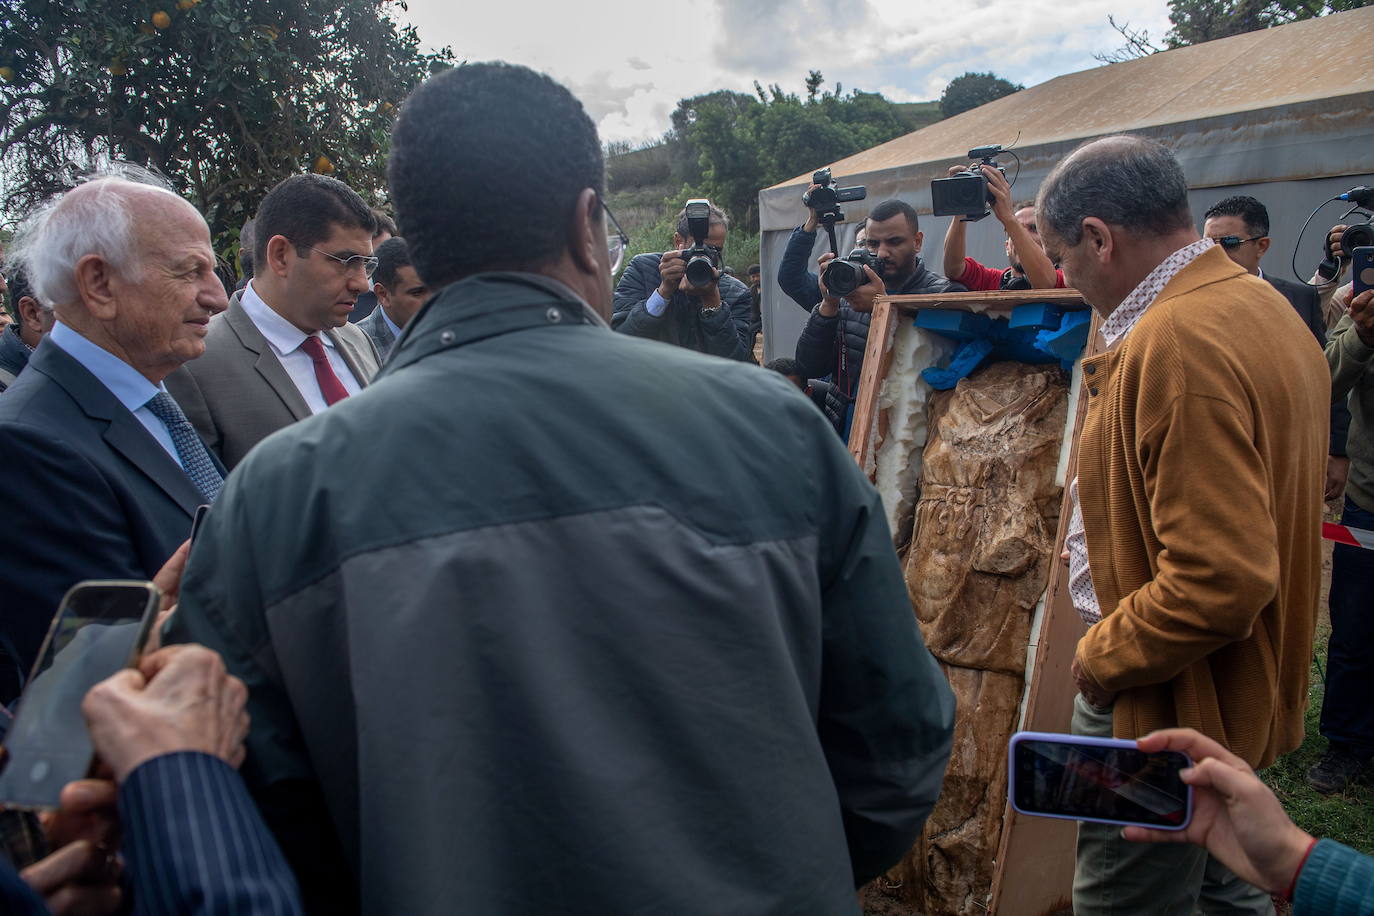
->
xmin=119 ymin=751 xmax=303 ymax=916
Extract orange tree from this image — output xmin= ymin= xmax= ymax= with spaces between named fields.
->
xmin=0 ymin=0 xmax=452 ymax=258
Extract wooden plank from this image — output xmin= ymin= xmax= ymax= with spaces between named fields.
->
xmin=987 ymin=316 xmax=1105 ymax=916
xmin=885 ymin=288 xmax=1090 ymax=313
xmin=847 ymin=297 xmax=899 ymax=476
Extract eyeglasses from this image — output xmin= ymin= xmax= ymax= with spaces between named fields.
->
xmin=1212 ymin=235 xmax=1265 ymax=250
xmin=602 ymin=200 xmax=630 ymax=274
xmin=299 ymin=244 xmax=380 ymax=278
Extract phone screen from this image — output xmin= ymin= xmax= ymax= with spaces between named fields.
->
xmin=1353 ymin=246 xmax=1374 ymax=296
xmin=1012 ymin=735 xmax=1190 ymax=829
xmin=0 ymin=582 xmax=158 ymax=809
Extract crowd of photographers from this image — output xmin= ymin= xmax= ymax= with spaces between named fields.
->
xmin=0 ymin=58 xmax=1372 ymax=915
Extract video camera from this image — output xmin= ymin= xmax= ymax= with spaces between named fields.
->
xmin=823 ymin=248 xmax=884 ymax=298
xmin=803 ymin=168 xmax=867 ymax=226
xmin=1302 ymin=186 xmax=1374 ymax=282
xmin=931 ymin=145 xmax=1011 ymax=221
xmin=680 ymin=199 xmax=723 ymax=290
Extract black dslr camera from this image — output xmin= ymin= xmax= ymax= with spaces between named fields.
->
xmin=823 ymin=247 xmax=884 ymax=298
xmin=680 ymin=198 xmax=722 ymax=290
xmin=803 ymin=168 xmax=867 ymax=226
xmin=931 ymin=145 xmax=1010 ymax=221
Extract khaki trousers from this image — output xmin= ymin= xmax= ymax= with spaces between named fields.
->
xmin=1070 ymin=694 xmax=1274 ymax=916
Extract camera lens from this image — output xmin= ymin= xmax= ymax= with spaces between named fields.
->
xmin=1343 ymin=222 xmax=1374 ymax=252
xmin=684 ymin=256 xmax=716 ymax=289
xmin=823 ymin=260 xmax=862 ymax=298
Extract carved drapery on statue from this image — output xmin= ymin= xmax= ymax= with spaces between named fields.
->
xmin=898 ymin=361 xmax=1069 ymax=916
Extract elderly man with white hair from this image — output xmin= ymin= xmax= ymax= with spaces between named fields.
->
xmin=0 ymin=173 xmax=228 ymax=703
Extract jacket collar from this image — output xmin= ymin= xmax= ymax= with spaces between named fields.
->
xmin=223 ymin=298 xmax=313 ymax=421
xmin=1152 ymin=244 xmax=1247 ymax=307
xmin=27 ymin=339 xmax=204 ymax=516
xmin=380 ymin=272 xmax=608 ymax=378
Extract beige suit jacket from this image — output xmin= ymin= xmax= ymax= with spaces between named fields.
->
xmin=166 ymin=294 xmax=381 ymax=470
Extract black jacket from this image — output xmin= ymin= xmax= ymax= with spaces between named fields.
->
xmin=0 ymin=340 xmax=214 ymax=701
xmin=795 ymin=258 xmax=964 ymax=437
xmin=612 ymin=253 xmax=753 ymax=360
xmin=0 ymin=325 xmax=30 ymax=391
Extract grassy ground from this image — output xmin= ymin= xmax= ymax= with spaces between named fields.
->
xmin=1263 ymin=618 xmax=1374 ymax=854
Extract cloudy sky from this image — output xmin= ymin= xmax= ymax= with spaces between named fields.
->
xmin=399 ymin=0 xmax=1172 ymax=144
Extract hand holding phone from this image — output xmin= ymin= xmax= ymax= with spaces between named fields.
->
xmin=1008 ymin=730 xmax=1193 ymax=831
xmin=0 ymin=582 xmax=159 ymax=809
xmin=1122 ymin=729 xmax=1314 ymax=896
xmin=81 ymin=645 xmax=249 ymax=782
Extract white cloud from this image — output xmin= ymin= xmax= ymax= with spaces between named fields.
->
xmin=398 ymin=0 xmax=1171 ymax=143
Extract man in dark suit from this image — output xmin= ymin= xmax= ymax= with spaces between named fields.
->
xmin=166 ymin=175 xmax=381 ymax=470
xmin=1 ymin=644 xmax=303 ymax=915
xmin=0 ymin=175 xmax=228 ymax=703
xmin=356 ymin=237 xmax=428 ymax=360
xmin=1204 ymin=195 xmax=1351 ymax=497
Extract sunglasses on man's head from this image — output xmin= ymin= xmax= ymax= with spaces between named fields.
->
xmin=1213 ymin=234 xmax=1265 ymax=250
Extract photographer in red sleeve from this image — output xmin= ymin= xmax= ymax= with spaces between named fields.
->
xmin=942 ymin=163 xmax=1064 ymax=291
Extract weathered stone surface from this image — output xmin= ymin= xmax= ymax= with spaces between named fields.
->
xmin=904 ymin=361 xmax=1068 ymax=675
xmin=893 ymin=664 xmax=1024 ymax=916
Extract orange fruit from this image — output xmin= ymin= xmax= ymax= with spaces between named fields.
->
xmin=151 ymin=10 xmax=172 ymax=28
xmin=0 ymin=67 xmax=13 ymax=83
xmin=109 ymin=59 xmax=127 ymax=76
xmin=313 ymin=155 xmax=334 ymax=174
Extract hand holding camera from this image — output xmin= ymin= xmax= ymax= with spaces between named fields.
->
xmin=817 ymin=251 xmax=884 ymax=315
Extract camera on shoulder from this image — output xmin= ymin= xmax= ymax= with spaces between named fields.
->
xmin=931 ymin=145 xmax=1010 ymax=221
xmin=681 ymin=198 xmax=723 ymax=290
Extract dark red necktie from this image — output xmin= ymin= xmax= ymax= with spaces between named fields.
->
xmin=299 ymin=335 xmax=350 ymax=406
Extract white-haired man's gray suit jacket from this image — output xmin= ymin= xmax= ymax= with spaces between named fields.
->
xmin=166 ymin=293 xmax=380 ymax=470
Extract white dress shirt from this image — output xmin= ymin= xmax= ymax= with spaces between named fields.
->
xmin=239 ymin=281 xmax=362 ymax=415
xmin=1066 ymin=238 xmax=1216 ymax=624
xmin=47 ymin=322 xmax=185 ymax=469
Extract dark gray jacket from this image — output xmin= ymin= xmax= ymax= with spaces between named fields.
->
xmin=0 ymin=325 xmax=30 ymax=391
xmin=168 ymin=271 xmax=954 ymax=916
xmin=612 ymin=252 xmax=753 ymax=360
xmin=795 ymin=256 xmax=964 ymax=437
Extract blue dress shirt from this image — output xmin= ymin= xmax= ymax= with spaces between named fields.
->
xmin=46 ymin=324 xmax=185 ymax=470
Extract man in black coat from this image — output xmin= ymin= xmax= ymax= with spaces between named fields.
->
xmin=0 ymin=175 xmax=228 ymax=702
xmin=794 ymin=198 xmax=964 ymax=439
xmin=611 ymin=202 xmax=753 ymax=360
xmin=1204 ymin=196 xmax=1351 ymax=494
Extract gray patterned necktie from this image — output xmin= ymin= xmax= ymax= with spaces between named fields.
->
xmin=144 ymin=391 xmax=223 ymax=503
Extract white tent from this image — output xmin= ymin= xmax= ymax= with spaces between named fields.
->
xmin=757 ymin=6 xmax=1374 ymax=361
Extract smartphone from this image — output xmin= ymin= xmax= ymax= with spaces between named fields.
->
xmin=190 ymin=503 xmax=211 ymax=544
xmin=1008 ymin=731 xmax=1193 ymax=831
xmin=0 ymin=581 xmax=159 ymax=809
xmin=1353 ymin=246 xmax=1374 ymax=297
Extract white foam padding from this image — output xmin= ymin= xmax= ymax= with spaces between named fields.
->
xmin=873 ymin=324 xmax=954 ymax=541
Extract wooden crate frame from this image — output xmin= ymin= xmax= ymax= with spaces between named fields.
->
xmin=848 ymin=289 xmax=1103 ymax=916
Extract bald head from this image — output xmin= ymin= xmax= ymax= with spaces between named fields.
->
xmin=1036 ymin=135 xmax=1192 ymax=247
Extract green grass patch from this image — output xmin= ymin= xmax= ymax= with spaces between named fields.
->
xmin=1262 ymin=620 xmax=1374 ymax=854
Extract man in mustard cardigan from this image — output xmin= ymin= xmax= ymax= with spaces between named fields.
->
xmin=1037 ymin=136 xmax=1330 ymax=915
